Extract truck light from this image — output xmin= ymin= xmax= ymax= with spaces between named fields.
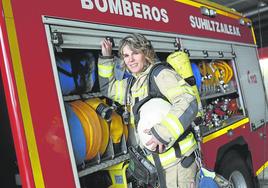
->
xmin=246 ymin=21 xmax=252 ymax=27
xmin=239 ymin=18 xmax=252 ymax=27
xmin=200 ymin=6 xmax=217 ymax=17
xmin=239 ymin=18 xmax=245 ymax=25
xmin=209 ymin=9 xmax=217 ymax=17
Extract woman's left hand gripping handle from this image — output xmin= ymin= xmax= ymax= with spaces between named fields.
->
xmin=101 ymin=38 xmax=113 ymax=57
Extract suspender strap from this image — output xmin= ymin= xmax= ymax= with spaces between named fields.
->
xmin=152 ymin=153 xmax=167 ymax=188
xmin=173 ymin=127 xmax=192 ymax=158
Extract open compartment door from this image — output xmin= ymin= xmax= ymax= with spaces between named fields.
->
xmin=233 ymin=45 xmax=267 ymax=130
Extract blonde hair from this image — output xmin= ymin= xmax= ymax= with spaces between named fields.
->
xmin=118 ymin=33 xmax=156 ymax=65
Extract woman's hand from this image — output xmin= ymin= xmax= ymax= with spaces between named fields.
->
xmin=144 ymin=129 xmax=165 ymax=153
xmin=101 ymin=38 xmax=113 ymax=57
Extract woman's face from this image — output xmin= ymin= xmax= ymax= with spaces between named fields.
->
xmin=122 ymin=45 xmax=146 ymax=74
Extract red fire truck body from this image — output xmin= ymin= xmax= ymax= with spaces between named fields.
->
xmin=0 ymin=0 xmax=267 ymax=187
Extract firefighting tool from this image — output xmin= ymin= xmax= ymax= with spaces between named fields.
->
xmin=65 ymin=103 xmax=86 ymax=165
xmin=214 ymin=60 xmax=233 ymax=84
xmin=203 ymin=97 xmax=239 ymax=128
xmin=69 ymin=102 xmax=93 ymax=160
xmin=110 ymin=111 xmax=124 ymax=144
xmin=97 ymin=115 xmax=110 ymax=155
xmin=199 ymin=60 xmax=233 ymax=94
xmin=70 ymin=100 xmax=102 ymax=160
xmin=85 ymin=98 xmax=112 ymax=121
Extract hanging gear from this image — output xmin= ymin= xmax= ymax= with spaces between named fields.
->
xmin=57 ymin=52 xmax=96 ymax=95
xmin=166 ymin=51 xmax=203 ymax=124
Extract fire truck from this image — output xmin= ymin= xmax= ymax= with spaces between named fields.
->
xmin=0 ymin=0 xmax=267 ymax=187
xmin=259 ymin=47 xmax=268 ymax=95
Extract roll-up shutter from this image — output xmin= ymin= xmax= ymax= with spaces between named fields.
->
xmin=44 ymin=17 xmax=238 ymax=58
xmin=180 ymin=38 xmax=234 ymax=59
xmin=44 ymin=17 xmax=178 ymax=52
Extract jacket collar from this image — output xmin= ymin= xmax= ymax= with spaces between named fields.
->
xmin=132 ymin=64 xmax=153 ymax=78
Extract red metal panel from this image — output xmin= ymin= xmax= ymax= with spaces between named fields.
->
xmin=202 ymin=122 xmax=265 ymax=174
xmin=0 ymin=9 xmax=35 ymax=188
xmin=259 ymin=47 xmax=268 ymax=59
xmin=6 ymin=2 xmax=76 ymax=188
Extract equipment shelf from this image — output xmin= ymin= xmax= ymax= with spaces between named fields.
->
xmin=200 ymin=89 xmax=238 ymax=101
xmin=78 ymin=154 xmax=129 ymax=177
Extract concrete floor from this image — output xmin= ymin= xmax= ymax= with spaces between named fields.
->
xmin=260 ymin=180 xmax=268 ymax=188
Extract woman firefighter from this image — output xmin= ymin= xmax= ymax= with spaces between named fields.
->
xmin=98 ymin=33 xmax=198 ymax=188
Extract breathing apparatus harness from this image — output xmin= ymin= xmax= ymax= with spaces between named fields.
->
xmin=125 ymin=62 xmax=198 ymax=188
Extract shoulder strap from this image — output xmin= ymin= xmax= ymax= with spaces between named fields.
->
xmin=132 ymin=63 xmax=171 ymax=126
xmin=148 ymin=62 xmax=171 ymax=100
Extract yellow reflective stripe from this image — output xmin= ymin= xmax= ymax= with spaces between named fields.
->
xmin=130 ymin=116 xmax=135 ymax=124
xmin=148 ymin=148 xmax=177 ymax=167
xmin=166 ymin=86 xmax=195 ymax=100
xmin=147 ymin=133 xmax=197 ymax=167
xmin=202 ymin=118 xmax=249 ymax=143
xmin=98 ymin=64 xmax=113 ymax=78
xmin=114 ymin=80 xmax=124 ymax=104
xmin=184 ymin=86 xmax=196 ymax=96
xmin=178 ymin=133 xmax=196 ymax=155
xmin=3 ymin=0 xmax=45 ymax=186
xmin=132 ymin=85 xmax=147 ymax=98
xmin=256 ymin=160 xmax=268 ymax=176
xmin=251 ymin=26 xmax=257 ymax=45
xmin=161 ymin=113 xmax=184 ymax=139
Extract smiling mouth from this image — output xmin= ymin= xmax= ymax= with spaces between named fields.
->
xmin=129 ymin=64 xmax=138 ymax=68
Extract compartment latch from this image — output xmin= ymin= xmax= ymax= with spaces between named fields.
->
xmin=51 ymin=31 xmax=63 ymax=52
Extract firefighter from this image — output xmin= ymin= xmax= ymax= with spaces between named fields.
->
xmin=98 ymin=33 xmax=198 ymax=188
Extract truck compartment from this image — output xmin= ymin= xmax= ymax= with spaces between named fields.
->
xmin=44 ymin=17 xmax=261 ymax=187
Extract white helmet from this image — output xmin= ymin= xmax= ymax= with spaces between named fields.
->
xmin=137 ymin=98 xmax=171 ymax=151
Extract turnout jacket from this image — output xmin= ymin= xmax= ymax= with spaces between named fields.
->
xmin=98 ymin=57 xmax=198 ymax=168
